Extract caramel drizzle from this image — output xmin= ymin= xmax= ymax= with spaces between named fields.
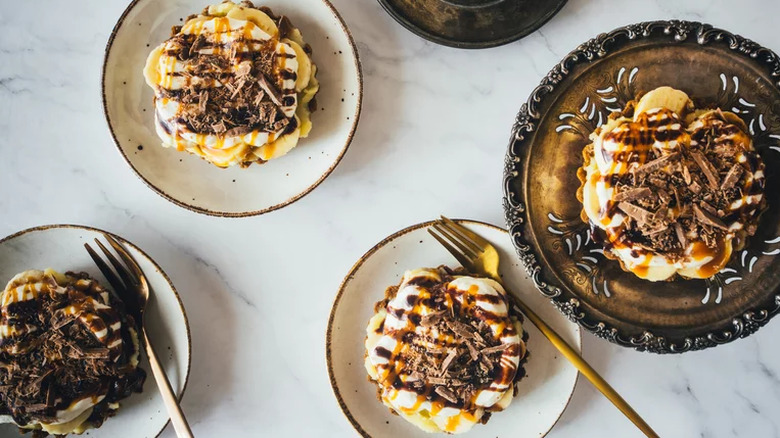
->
xmin=157 ymin=16 xmax=296 ymax=110
xmin=0 ymin=274 xmax=125 ymax=361
xmin=593 ymin=109 xmax=766 ymax=276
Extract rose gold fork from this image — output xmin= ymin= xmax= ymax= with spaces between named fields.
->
xmin=428 ymin=216 xmax=659 ymax=438
xmin=85 ymin=234 xmax=194 ymax=438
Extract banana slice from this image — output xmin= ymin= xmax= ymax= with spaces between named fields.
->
xmin=286 ymin=27 xmax=307 ymax=48
xmin=143 ymin=46 xmax=164 ymax=89
xmin=284 ymin=39 xmax=311 ymax=91
xmin=296 ymin=65 xmax=319 ymax=138
xmin=696 ymin=109 xmax=749 ymax=133
xmin=207 ymin=2 xmax=238 ymax=16
xmin=253 ymin=124 xmax=301 ymax=161
xmin=633 ymin=86 xmax=692 ymax=120
xmin=191 ymin=143 xmax=250 ymax=168
xmin=226 ymin=5 xmax=278 ymax=37
xmin=39 ymin=408 xmax=94 ymax=435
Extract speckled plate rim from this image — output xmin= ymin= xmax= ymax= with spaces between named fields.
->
xmin=376 ymin=0 xmax=568 ymax=49
xmin=101 ymin=0 xmax=363 ymax=218
xmin=0 ymin=224 xmax=192 ymax=438
xmin=326 ymin=218 xmax=581 ymax=438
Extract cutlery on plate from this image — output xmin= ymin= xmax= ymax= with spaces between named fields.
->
xmin=428 ymin=216 xmax=659 ymax=438
xmin=85 ymin=234 xmax=194 ymax=438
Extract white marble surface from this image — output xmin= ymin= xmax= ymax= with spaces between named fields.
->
xmin=1 ymin=0 xmax=780 ymax=437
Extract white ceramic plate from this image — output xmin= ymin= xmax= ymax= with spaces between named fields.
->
xmin=327 ymin=220 xmax=581 ymax=438
xmin=0 ymin=225 xmax=191 ymax=438
xmin=102 ymin=0 xmax=362 ymax=217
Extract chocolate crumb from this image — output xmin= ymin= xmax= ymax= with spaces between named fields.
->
xmin=674 ymin=223 xmax=688 ymax=248
xmin=465 ymin=342 xmax=480 ymax=361
xmin=198 ymin=90 xmax=208 ymax=114
xmin=257 ymin=72 xmax=284 ymax=106
xmin=440 ymin=350 xmax=457 ymax=376
xmin=481 ymin=344 xmax=511 ymax=354
xmin=435 ymin=386 xmax=459 ymax=404
xmin=618 ymin=202 xmax=654 ymax=226
xmin=636 ymin=153 xmax=678 ymax=176
xmin=614 ymin=187 xmax=652 ymax=202
xmin=420 ymin=311 xmax=445 ymax=327
xmin=690 ymin=151 xmax=720 ymax=189
xmin=693 ymin=204 xmax=728 ymax=230
xmin=721 ymin=164 xmax=744 ymax=190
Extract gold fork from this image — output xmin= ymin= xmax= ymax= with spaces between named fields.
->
xmin=428 ymin=216 xmax=659 ymax=438
xmin=85 ymin=234 xmax=194 ymax=438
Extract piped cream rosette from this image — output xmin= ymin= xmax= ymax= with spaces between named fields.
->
xmin=143 ymin=1 xmax=319 ymax=168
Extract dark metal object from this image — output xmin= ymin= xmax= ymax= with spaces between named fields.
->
xmin=503 ymin=20 xmax=780 ymax=353
xmin=377 ymin=0 xmax=567 ymax=49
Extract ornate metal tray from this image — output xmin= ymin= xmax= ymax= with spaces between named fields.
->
xmin=503 ymin=20 xmax=780 ymax=353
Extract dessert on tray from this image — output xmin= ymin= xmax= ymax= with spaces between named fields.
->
xmin=364 ymin=267 xmax=527 ymax=434
xmin=143 ymin=1 xmax=319 ymax=168
xmin=578 ymin=86 xmax=766 ymax=281
xmin=0 ymin=269 xmax=145 ymax=437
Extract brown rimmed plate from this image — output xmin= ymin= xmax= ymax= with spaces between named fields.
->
xmin=102 ymin=0 xmax=362 ymax=217
xmin=503 ymin=20 xmax=780 ymax=353
xmin=377 ymin=0 xmax=567 ymax=49
xmin=0 ymin=224 xmax=191 ymax=437
xmin=327 ymin=219 xmax=580 ymax=437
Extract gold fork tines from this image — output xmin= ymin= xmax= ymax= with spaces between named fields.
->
xmin=85 ymin=235 xmax=194 ymax=438
xmin=428 ymin=216 xmax=660 ymax=438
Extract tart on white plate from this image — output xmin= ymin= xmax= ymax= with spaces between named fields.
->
xmin=364 ymin=267 xmax=528 ymax=434
xmin=143 ymin=1 xmax=319 ymax=168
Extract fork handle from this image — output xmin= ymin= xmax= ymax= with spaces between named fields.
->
xmin=510 ymin=295 xmax=660 ymax=438
xmin=144 ymin=331 xmax=194 ymax=438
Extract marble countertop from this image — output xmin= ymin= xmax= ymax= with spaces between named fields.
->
xmin=2 ymin=0 xmax=780 ymax=437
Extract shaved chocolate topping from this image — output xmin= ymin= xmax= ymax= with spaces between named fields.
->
xmin=154 ymin=2 xmax=304 ymax=139
xmin=674 ymin=223 xmax=688 ymax=248
xmin=256 ymin=72 xmax=284 ymax=107
xmin=0 ymin=272 xmax=145 ymax=433
xmin=440 ymin=350 xmax=457 ymax=376
xmin=721 ymin=164 xmax=744 ymax=190
xmin=481 ymin=343 xmax=511 ymax=354
xmin=617 ymin=202 xmax=654 ymax=226
xmin=465 ymin=341 xmax=480 ymax=361
xmin=420 ymin=310 xmax=445 ymax=327
xmin=614 ymin=187 xmax=652 ymax=202
xmin=446 ymin=320 xmax=476 ymax=339
xmin=690 ymin=150 xmax=720 ymax=189
xmin=635 ymin=153 xmax=678 ymax=176
xmin=590 ymin=104 xmax=766 ymax=259
xmin=369 ymin=267 xmax=526 ymax=412
xmin=693 ymin=204 xmax=728 ymax=230
xmin=435 ymin=386 xmax=459 ymax=404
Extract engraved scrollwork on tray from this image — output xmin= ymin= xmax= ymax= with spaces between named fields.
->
xmin=503 ymin=20 xmax=780 ymax=353
xmin=715 ymin=73 xmax=780 ymax=154
xmin=556 ymin=66 xmax=638 ymax=138
xmin=547 ymin=213 xmax=610 ymax=297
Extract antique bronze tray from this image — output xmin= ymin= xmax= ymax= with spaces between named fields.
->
xmin=377 ymin=0 xmax=567 ymax=49
xmin=503 ymin=20 xmax=780 ymax=353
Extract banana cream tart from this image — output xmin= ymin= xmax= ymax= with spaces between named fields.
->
xmin=365 ymin=267 xmax=527 ymax=434
xmin=143 ymin=1 xmax=319 ymax=168
xmin=579 ymin=86 xmax=766 ymax=281
xmin=0 ymin=270 xmax=145 ymax=437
